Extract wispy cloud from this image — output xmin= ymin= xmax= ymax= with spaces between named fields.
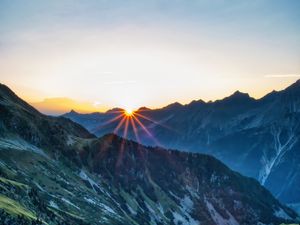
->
xmin=264 ymin=74 xmax=300 ymax=78
xmin=93 ymin=101 xmax=102 ymax=107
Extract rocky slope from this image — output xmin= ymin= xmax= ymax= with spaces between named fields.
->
xmin=1 ymin=83 xmax=299 ymax=224
xmin=64 ymin=80 xmax=300 ymax=210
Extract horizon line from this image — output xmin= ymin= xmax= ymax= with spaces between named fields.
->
xmin=22 ymin=78 xmax=299 ymax=115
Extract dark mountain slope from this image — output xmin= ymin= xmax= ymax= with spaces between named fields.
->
xmin=79 ymin=134 xmax=298 ymax=225
xmin=0 ymin=83 xmax=94 ymax=162
xmin=63 ymin=80 xmax=300 ymax=209
xmin=0 ymin=83 xmax=299 ymax=224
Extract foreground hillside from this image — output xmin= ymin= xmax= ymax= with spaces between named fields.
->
xmin=0 ymin=83 xmax=299 ymax=225
xmin=64 ymin=80 xmax=300 ymax=210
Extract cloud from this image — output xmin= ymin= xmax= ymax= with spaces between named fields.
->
xmin=31 ymin=97 xmax=106 ymax=115
xmin=264 ymin=74 xmax=300 ymax=78
xmin=93 ymin=101 xmax=102 ymax=107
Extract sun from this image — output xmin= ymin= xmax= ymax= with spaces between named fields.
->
xmin=124 ymin=108 xmax=134 ymax=117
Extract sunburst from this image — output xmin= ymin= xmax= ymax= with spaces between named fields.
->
xmin=124 ymin=108 xmax=133 ymax=117
xmin=93 ymin=108 xmax=162 ymax=145
xmin=93 ymin=107 xmax=175 ymax=168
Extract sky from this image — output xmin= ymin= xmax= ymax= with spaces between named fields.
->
xmin=0 ymin=0 xmax=300 ymax=114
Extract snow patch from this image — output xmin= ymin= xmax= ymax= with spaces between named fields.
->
xmin=145 ymin=202 xmax=155 ymax=214
xmin=169 ymin=191 xmax=180 ymax=200
xmin=173 ymin=211 xmax=187 ymax=225
xmin=144 ymin=202 xmax=163 ymax=223
xmin=84 ymin=197 xmax=97 ymax=205
xmin=34 ymin=182 xmax=45 ymax=192
xmin=172 ymin=195 xmax=199 ymax=225
xmin=172 ymin=211 xmax=199 ymax=225
xmin=98 ymin=202 xmax=116 ymax=215
xmin=259 ymin=126 xmax=298 ymax=185
xmin=66 ymin=135 xmax=75 ymax=146
xmin=205 ymin=199 xmax=239 ymax=225
xmin=186 ymin=186 xmax=200 ymax=199
xmin=0 ymin=137 xmax=48 ymax=157
xmin=79 ymin=170 xmax=100 ymax=192
xmin=83 ymin=196 xmax=118 ymax=216
xmin=158 ymin=203 xmax=164 ymax=215
xmin=180 ymin=195 xmax=194 ymax=213
xmin=126 ymin=204 xmax=137 ymax=215
xmin=61 ymin=198 xmax=80 ymax=210
xmin=49 ymin=200 xmax=59 ymax=209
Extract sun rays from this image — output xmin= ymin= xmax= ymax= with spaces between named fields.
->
xmin=93 ymin=108 xmax=163 ymax=147
xmin=100 ymin=108 xmax=160 ymax=169
xmin=92 ymin=107 xmax=179 ymax=168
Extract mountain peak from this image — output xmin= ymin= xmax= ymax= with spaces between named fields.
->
xmin=106 ymin=107 xmax=124 ymax=113
xmin=137 ymin=106 xmax=151 ymax=111
xmin=285 ymin=79 xmax=300 ymax=91
xmin=294 ymin=78 xmax=300 ymax=85
xmin=69 ymin=109 xmax=78 ymax=114
xmin=231 ymin=90 xmax=250 ymax=98
xmin=0 ymin=83 xmax=11 ymax=88
xmin=214 ymin=90 xmax=254 ymax=107
xmin=0 ymin=83 xmax=19 ymax=100
xmin=0 ymin=83 xmax=41 ymax=114
xmin=163 ymin=102 xmax=183 ymax=110
xmin=188 ymin=99 xmax=206 ymax=106
xmin=221 ymin=90 xmax=253 ymax=102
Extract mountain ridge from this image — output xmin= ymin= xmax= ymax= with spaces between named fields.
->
xmin=64 ymin=80 xmax=299 ymax=115
xmin=63 ymin=79 xmax=300 ymax=211
xmin=0 ymin=83 xmax=299 ymax=224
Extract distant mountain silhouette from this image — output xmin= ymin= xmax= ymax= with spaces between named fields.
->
xmin=64 ymin=80 xmax=300 ymax=212
xmin=0 ymin=83 xmax=299 ymax=224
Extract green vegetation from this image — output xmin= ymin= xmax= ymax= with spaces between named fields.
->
xmin=0 ymin=177 xmax=28 ymax=189
xmin=0 ymin=195 xmax=36 ymax=220
xmin=0 ymin=83 xmax=299 ymax=225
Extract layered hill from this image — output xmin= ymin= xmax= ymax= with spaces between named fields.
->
xmin=0 ymin=83 xmax=299 ymax=224
xmin=64 ymin=80 xmax=300 ymax=211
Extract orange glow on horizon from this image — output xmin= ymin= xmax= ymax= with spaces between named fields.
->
xmin=29 ymin=97 xmax=107 ymax=115
xmin=6 ymin=78 xmax=299 ymax=116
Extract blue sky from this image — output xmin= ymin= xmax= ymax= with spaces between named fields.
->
xmin=0 ymin=0 xmax=299 ymax=112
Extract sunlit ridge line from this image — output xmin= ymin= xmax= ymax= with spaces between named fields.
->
xmin=106 ymin=109 xmax=126 ymax=114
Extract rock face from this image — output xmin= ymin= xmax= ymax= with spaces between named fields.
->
xmin=0 ymin=83 xmax=299 ymax=224
xmin=64 ymin=80 xmax=300 ymax=209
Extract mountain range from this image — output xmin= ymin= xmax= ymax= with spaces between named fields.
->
xmin=64 ymin=80 xmax=300 ymax=214
xmin=0 ymin=83 xmax=299 ymax=224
